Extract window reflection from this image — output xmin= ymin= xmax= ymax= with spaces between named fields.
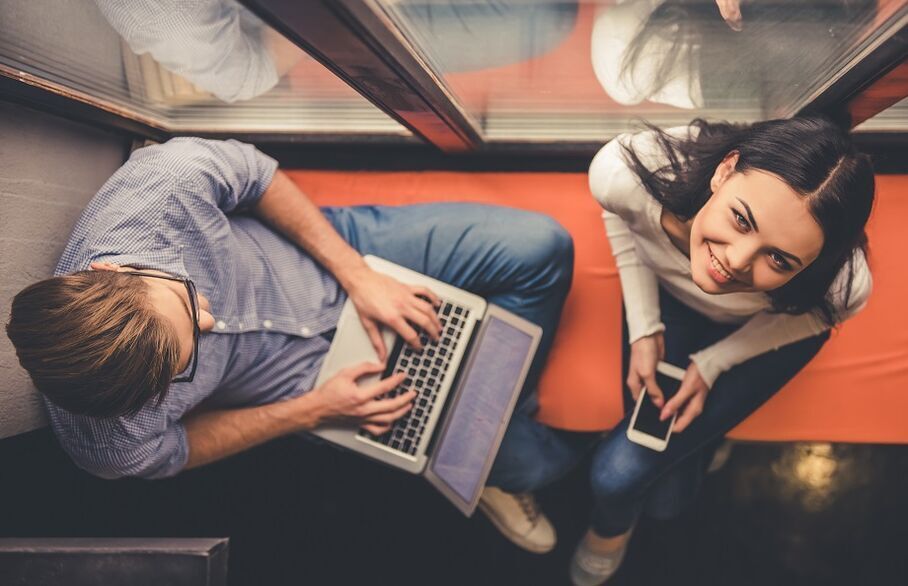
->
xmin=379 ymin=0 xmax=886 ymax=139
xmin=0 ymin=0 xmax=407 ymax=133
xmin=597 ymin=0 xmax=877 ymax=113
xmin=94 ymin=0 xmax=303 ymax=104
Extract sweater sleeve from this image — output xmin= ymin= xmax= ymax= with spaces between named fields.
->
xmin=589 ymin=134 xmax=665 ymax=343
xmin=690 ymin=250 xmax=873 ymax=388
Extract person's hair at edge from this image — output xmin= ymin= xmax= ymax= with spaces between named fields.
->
xmin=5 ymin=270 xmax=180 ymax=418
xmin=621 ymin=114 xmax=875 ymax=325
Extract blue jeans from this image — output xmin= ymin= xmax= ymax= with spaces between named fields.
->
xmin=395 ymin=2 xmax=578 ymax=73
xmin=322 ymin=203 xmax=574 ymax=393
xmin=487 ymin=288 xmax=829 ymax=536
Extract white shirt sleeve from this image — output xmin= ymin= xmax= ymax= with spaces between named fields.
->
xmin=690 ymin=250 xmax=873 ymax=388
xmin=590 ymin=135 xmax=665 ymax=343
xmin=95 ymin=0 xmax=279 ymax=103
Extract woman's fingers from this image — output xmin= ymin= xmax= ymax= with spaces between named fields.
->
xmin=626 ymin=372 xmax=644 ymax=401
xmin=673 ymin=395 xmax=705 ymax=433
xmin=661 ymin=380 xmax=695 ymax=421
xmin=643 ymin=371 xmax=664 ymax=408
xmin=715 ymin=0 xmax=743 ymax=30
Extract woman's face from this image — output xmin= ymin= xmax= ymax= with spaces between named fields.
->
xmin=689 ymin=153 xmax=824 ymax=295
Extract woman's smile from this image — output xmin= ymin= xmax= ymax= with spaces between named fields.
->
xmin=706 ymin=242 xmax=735 ymax=285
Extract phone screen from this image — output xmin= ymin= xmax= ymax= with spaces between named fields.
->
xmin=632 ymin=371 xmax=683 ymax=440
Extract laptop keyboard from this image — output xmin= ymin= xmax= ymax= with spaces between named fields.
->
xmin=358 ymin=299 xmax=472 ymax=456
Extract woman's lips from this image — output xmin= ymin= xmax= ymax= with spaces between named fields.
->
xmin=706 ymin=243 xmax=735 ymax=285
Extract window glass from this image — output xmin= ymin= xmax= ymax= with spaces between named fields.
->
xmin=855 ymin=96 xmax=908 ymax=132
xmin=0 ymin=0 xmax=408 ymax=135
xmin=377 ymin=0 xmax=899 ymax=141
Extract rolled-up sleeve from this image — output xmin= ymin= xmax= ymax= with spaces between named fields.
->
xmin=45 ymin=401 xmax=190 ymax=480
xmin=134 ymin=138 xmax=278 ymax=214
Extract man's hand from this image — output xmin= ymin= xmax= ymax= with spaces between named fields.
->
xmin=627 ymin=333 xmax=666 ymax=408
xmin=345 ymin=266 xmax=442 ymax=360
xmin=660 ymin=362 xmax=709 ymax=433
xmin=310 ymin=362 xmax=416 ymax=435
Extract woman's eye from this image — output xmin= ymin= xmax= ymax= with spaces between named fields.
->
xmin=769 ymin=252 xmax=792 ymax=271
xmin=732 ymin=209 xmax=750 ymax=230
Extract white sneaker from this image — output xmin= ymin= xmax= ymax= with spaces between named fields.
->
xmin=478 ymin=487 xmax=556 ymax=554
xmin=569 ymin=530 xmax=632 ymax=586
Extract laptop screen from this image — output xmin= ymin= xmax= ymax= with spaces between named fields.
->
xmin=428 ymin=315 xmax=534 ymax=504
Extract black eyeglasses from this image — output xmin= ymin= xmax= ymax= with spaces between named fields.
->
xmin=124 ymin=271 xmax=200 ymax=383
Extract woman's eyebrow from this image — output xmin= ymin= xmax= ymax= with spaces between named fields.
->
xmin=735 ymin=197 xmax=759 ymax=232
xmin=775 ymin=249 xmax=804 ymax=267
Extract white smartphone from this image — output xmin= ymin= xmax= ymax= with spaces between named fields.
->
xmin=626 ymin=361 xmax=686 ymax=452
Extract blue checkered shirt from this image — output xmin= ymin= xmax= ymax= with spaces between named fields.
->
xmin=47 ymin=138 xmax=344 ymax=479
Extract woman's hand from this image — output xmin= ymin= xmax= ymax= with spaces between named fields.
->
xmin=309 ymin=362 xmax=416 ymax=435
xmin=345 ymin=265 xmax=442 ymax=361
xmin=715 ymin=0 xmax=743 ymax=31
xmin=660 ymin=362 xmax=710 ymax=433
xmin=627 ymin=333 xmax=666 ymax=408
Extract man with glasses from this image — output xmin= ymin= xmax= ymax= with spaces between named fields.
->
xmin=5 ymin=136 xmax=573 ymax=510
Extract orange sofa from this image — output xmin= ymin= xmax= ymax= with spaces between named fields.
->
xmin=290 ymin=170 xmax=908 ymax=443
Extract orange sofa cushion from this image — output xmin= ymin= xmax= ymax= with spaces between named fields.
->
xmin=289 ymin=170 xmax=908 ymax=443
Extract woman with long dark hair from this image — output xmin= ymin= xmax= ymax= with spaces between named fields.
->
xmin=480 ymin=115 xmax=874 ymax=585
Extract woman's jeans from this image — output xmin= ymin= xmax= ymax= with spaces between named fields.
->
xmin=487 ymin=289 xmax=829 ymax=537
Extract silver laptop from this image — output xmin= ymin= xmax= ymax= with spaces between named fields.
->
xmin=313 ymin=255 xmax=541 ymax=516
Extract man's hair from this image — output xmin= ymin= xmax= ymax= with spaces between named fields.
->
xmin=5 ymin=270 xmax=180 ymax=418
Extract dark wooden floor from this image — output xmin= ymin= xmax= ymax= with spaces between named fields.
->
xmin=2 ymin=428 xmax=906 ymax=585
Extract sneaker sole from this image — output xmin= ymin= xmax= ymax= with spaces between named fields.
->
xmin=477 ymin=500 xmax=556 ymax=554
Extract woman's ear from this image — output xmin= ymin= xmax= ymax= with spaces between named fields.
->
xmin=90 ymin=261 xmax=121 ymax=272
xmin=709 ymin=151 xmax=740 ymax=193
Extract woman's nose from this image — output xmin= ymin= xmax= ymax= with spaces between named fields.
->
xmin=725 ymin=244 xmax=754 ymax=274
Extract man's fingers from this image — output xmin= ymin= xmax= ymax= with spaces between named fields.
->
xmin=413 ymin=297 xmax=442 ymax=337
xmin=362 ymin=423 xmax=391 ymax=436
xmin=363 ymin=372 xmax=407 ymax=399
xmin=362 ymin=390 xmax=417 ymax=416
xmin=392 ymin=318 xmax=422 ymax=350
xmin=363 ymin=401 xmax=414 ymax=425
xmin=343 ymin=361 xmax=386 ymax=381
xmin=410 ymin=285 xmax=441 ymax=308
xmin=405 ymin=306 xmax=441 ymax=342
xmin=361 ymin=319 xmax=387 ymax=362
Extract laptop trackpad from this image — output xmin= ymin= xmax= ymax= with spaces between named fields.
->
xmin=318 ymin=302 xmax=397 ymax=387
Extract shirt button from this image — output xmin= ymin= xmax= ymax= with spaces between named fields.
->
xmin=216 ymin=320 xmax=226 ymax=330
xmin=300 ymin=326 xmax=312 ymax=336
xmin=263 ymin=320 xmax=273 ymax=329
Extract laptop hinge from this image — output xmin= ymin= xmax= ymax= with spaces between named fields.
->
xmin=424 ymin=316 xmax=483 ymax=458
